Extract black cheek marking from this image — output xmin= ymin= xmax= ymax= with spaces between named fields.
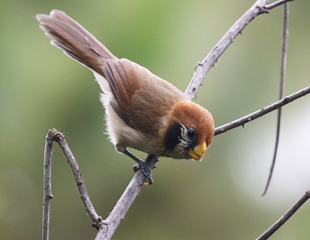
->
xmin=164 ymin=123 xmax=182 ymax=151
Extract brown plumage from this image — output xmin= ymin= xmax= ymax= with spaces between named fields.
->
xmin=36 ymin=10 xmax=215 ymax=183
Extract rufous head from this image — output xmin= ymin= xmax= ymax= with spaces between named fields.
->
xmin=163 ymin=100 xmax=214 ymax=160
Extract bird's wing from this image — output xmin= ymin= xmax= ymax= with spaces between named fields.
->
xmin=101 ymin=58 xmax=187 ymax=137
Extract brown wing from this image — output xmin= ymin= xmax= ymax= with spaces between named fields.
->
xmin=101 ymin=58 xmax=188 ymax=136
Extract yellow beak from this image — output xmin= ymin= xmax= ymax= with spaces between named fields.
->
xmin=187 ymin=142 xmax=207 ymax=161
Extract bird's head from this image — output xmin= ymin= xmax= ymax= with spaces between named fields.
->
xmin=163 ymin=100 xmax=214 ymax=160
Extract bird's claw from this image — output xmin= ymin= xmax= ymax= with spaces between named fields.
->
xmin=133 ymin=161 xmax=153 ymax=185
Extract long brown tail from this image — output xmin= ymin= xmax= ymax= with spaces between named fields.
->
xmin=36 ymin=10 xmax=116 ymax=74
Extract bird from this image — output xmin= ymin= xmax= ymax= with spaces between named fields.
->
xmin=36 ymin=10 xmax=215 ymax=184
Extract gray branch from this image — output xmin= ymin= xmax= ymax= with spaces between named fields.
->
xmin=41 ymin=0 xmax=301 ymax=240
xmin=256 ymin=191 xmax=310 ymax=240
xmin=44 ymin=129 xmax=148 ymax=240
xmin=262 ymin=1 xmax=289 ymax=196
xmin=185 ymin=0 xmax=294 ymax=100
xmin=42 ymin=131 xmax=54 ymax=240
xmin=214 ymin=85 xmax=310 ymax=135
xmin=95 ymin=172 xmax=146 ymax=240
xmin=265 ymin=0 xmax=294 ymax=10
xmin=48 ymin=129 xmax=102 ymax=227
xmin=185 ymin=0 xmax=272 ymax=100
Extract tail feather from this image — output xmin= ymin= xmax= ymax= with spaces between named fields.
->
xmin=36 ymin=10 xmax=116 ymax=74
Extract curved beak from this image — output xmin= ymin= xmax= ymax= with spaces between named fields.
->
xmin=187 ymin=142 xmax=207 ymax=161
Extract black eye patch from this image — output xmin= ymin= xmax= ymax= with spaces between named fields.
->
xmin=164 ymin=123 xmax=182 ymax=151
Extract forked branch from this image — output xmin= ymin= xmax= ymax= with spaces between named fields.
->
xmin=50 ymin=130 xmax=102 ymax=227
xmin=43 ymin=129 xmax=150 ymax=240
xmin=42 ymin=1 xmax=301 ymax=240
xmin=186 ymin=0 xmax=274 ymax=100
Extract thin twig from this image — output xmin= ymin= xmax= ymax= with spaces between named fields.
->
xmin=184 ymin=0 xmax=294 ymax=100
xmin=214 ymin=85 xmax=310 ymax=136
xmin=265 ymin=0 xmax=293 ymax=10
xmin=40 ymin=1 xmax=302 ymax=239
xmin=42 ymin=131 xmax=54 ymax=240
xmin=91 ymin=1 xmax=303 ymax=237
xmin=256 ymin=191 xmax=310 ymax=240
xmin=46 ymin=129 xmax=154 ymax=239
xmin=49 ymin=129 xmax=102 ymax=228
xmin=185 ymin=0 xmax=272 ymax=100
xmin=262 ymin=2 xmax=289 ymax=196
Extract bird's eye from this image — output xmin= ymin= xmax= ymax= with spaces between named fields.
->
xmin=187 ymin=128 xmax=196 ymax=140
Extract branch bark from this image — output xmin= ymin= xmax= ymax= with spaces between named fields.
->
xmin=185 ymin=0 xmax=271 ymax=100
xmin=265 ymin=0 xmax=294 ymax=10
xmin=256 ymin=191 xmax=310 ymax=240
xmin=41 ymin=0 xmax=301 ymax=239
xmin=48 ymin=129 xmax=102 ymax=228
xmin=42 ymin=131 xmax=54 ymax=240
xmin=185 ymin=0 xmax=294 ymax=100
xmin=95 ymin=172 xmax=146 ymax=240
xmin=43 ymin=129 xmax=153 ymax=240
xmin=262 ymin=2 xmax=289 ymax=196
xmin=214 ymin=85 xmax=310 ymax=136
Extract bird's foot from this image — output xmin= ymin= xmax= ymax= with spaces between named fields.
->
xmin=133 ymin=161 xmax=153 ymax=185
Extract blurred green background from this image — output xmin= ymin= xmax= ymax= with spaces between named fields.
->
xmin=1 ymin=0 xmax=310 ymax=239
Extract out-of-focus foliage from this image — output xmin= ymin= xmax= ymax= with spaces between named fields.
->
xmin=1 ymin=1 xmax=310 ymax=239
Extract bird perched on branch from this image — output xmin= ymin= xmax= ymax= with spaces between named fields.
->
xmin=36 ymin=10 xmax=215 ymax=184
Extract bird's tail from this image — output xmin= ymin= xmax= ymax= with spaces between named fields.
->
xmin=36 ymin=10 xmax=116 ymax=74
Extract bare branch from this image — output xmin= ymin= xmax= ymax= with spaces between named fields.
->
xmin=95 ymin=154 xmax=158 ymax=240
xmin=45 ymin=129 xmax=153 ymax=239
xmin=49 ymin=129 xmax=102 ymax=228
xmin=256 ymin=191 xmax=310 ymax=240
xmin=262 ymin=2 xmax=289 ymax=196
xmin=185 ymin=0 xmax=272 ymax=100
xmin=265 ymin=0 xmax=294 ymax=10
xmin=214 ymin=85 xmax=310 ymax=136
xmin=42 ymin=131 xmax=54 ymax=240
xmin=93 ymin=0 xmax=301 ymax=237
xmin=40 ymin=1 xmax=302 ymax=239
xmin=95 ymin=172 xmax=146 ymax=240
